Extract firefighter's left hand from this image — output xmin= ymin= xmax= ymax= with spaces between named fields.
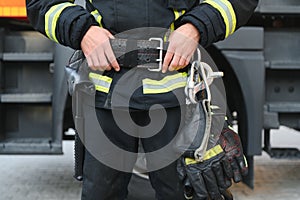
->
xmin=162 ymin=23 xmax=200 ymax=73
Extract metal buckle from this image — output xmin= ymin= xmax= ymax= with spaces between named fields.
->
xmin=147 ymin=37 xmax=163 ymax=72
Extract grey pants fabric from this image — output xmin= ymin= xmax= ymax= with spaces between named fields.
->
xmin=81 ymin=107 xmax=186 ymax=200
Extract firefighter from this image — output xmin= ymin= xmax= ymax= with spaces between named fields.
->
xmin=26 ymin=0 xmax=258 ymax=199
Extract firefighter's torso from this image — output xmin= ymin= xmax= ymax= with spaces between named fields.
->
xmin=90 ymin=0 xmax=197 ymax=110
xmin=93 ymin=0 xmax=196 ymax=34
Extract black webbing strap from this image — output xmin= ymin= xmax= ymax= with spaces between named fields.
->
xmin=110 ymin=38 xmax=168 ymax=69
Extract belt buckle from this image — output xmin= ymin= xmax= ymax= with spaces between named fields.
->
xmin=147 ymin=37 xmax=163 ymax=72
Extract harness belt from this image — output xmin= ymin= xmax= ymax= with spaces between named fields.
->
xmin=110 ymin=38 xmax=168 ymax=71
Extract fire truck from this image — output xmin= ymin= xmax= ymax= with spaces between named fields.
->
xmin=0 ymin=0 xmax=299 ymax=189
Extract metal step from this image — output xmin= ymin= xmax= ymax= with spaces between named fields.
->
xmin=0 ymin=138 xmax=62 ymax=154
xmin=263 ymin=147 xmax=300 ymax=159
xmin=0 ymin=93 xmax=52 ymax=103
xmin=267 ymin=102 xmax=300 ymax=113
xmin=2 ymin=52 xmax=53 ymax=62
xmin=256 ymin=0 xmax=300 ymax=14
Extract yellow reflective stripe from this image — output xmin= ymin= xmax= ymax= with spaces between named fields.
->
xmin=165 ymin=9 xmax=186 ymax=41
xmin=89 ymin=72 xmax=112 ymax=93
xmin=45 ymin=3 xmax=75 ymax=43
xmin=203 ymin=0 xmax=236 ymax=37
xmin=91 ymin=10 xmax=103 ymax=27
xmin=143 ymin=73 xmax=187 ymax=94
xmin=144 ymin=82 xmax=187 ymax=94
xmin=143 ymin=73 xmax=187 ymax=85
xmin=170 ymin=9 xmax=186 ymax=31
xmin=203 ymin=144 xmax=223 ymax=160
xmin=185 ymin=144 xmax=224 ymax=165
xmin=94 ymin=85 xmax=109 ymax=93
xmin=171 ymin=9 xmax=181 ymax=31
xmin=89 ymin=73 xmax=112 ymax=82
xmin=220 ymin=0 xmax=236 ymax=34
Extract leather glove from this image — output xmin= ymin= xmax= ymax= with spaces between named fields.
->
xmin=177 ymin=145 xmax=233 ymax=200
xmin=219 ymin=122 xmax=248 ymax=183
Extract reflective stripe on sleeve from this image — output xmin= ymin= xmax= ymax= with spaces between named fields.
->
xmin=45 ymin=2 xmax=76 ymax=43
xmin=91 ymin=10 xmax=103 ymax=27
xmin=142 ymin=73 xmax=187 ymax=94
xmin=203 ymin=0 xmax=236 ymax=38
xmin=164 ymin=9 xmax=186 ymax=42
xmin=89 ymin=72 xmax=112 ymax=93
xmin=170 ymin=9 xmax=186 ymax=31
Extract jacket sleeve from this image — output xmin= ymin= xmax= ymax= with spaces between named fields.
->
xmin=179 ymin=0 xmax=258 ymax=47
xmin=26 ymin=0 xmax=100 ymax=49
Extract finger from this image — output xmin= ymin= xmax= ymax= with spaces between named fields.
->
xmin=89 ymin=65 xmax=97 ymax=71
xmin=96 ymin=50 xmax=111 ymax=71
xmin=105 ymin=52 xmax=119 ymax=71
xmin=230 ymin=160 xmax=242 ymax=183
xmin=235 ymin=156 xmax=248 ymax=176
xmin=106 ymin=30 xmax=115 ymax=39
xmin=176 ymin=159 xmax=187 ymax=181
xmin=86 ymin=56 xmax=97 ymax=71
xmin=169 ymin=53 xmax=180 ymax=71
xmin=202 ymin=169 xmax=223 ymax=200
xmin=183 ymin=179 xmax=194 ymax=200
xmin=104 ymin=65 xmax=112 ymax=71
xmin=177 ymin=56 xmax=189 ymax=70
xmin=178 ymin=56 xmax=186 ymax=67
xmin=221 ymin=158 xmax=233 ymax=179
xmin=186 ymin=167 xmax=208 ymax=200
xmin=92 ymin=52 xmax=102 ymax=70
xmin=212 ymin=162 xmax=231 ymax=190
xmin=221 ymin=189 xmax=233 ymax=200
xmin=110 ymin=59 xmax=119 ymax=71
xmin=186 ymin=54 xmax=193 ymax=65
xmin=104 ymin=42 xmax=120 ymax=71
xmin=221 ymin=160 xmax=233 ymax=188
xmin=163 ymin=51 xmax=173 ymax=73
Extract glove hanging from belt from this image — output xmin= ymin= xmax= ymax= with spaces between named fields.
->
xmin=175 ymin=50 xmax=248 ymax=200
xmin=219 ymin=120 xmax=248 ymax=183
xmin=177 ymin=118 xmax=249 ymax=200
xmin=177 ymin=144 xmax=233 ymax=200
xmin=176 ymin=103 xmax=234 ymax=200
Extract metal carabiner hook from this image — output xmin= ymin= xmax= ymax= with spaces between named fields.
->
xmin=185 ymin=61 xmax=199 ymax=104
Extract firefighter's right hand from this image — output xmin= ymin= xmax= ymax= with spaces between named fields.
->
xmin=81 ymin=26 xmax=120 ymax=72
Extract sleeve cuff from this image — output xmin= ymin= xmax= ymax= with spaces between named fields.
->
xmin=179 ymin=4 xmax=226 ymax=47
xmin=56 ymin=6 xmax=99 ymax=49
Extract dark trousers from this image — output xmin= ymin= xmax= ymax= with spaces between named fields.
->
xmin=81 ymin=107 xmax=186 ymax=200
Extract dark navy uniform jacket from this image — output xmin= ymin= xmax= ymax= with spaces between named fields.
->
xmin=26 ymin=0 xmax=258 ymax=110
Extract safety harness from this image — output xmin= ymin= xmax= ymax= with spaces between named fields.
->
xmin=66 ymin=41 xmax=223 ymax=162
xmin=185 ymin=49 xmax=223 ymax=161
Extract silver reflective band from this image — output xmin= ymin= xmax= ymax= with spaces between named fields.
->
xmin=45 ymin=3 xmax=75 ymax=43
xmin=89 ymin=73 xmax=112 ymax=93
xmin=142 ymin=73 xmax=187 ymax=94
xmin=203 ymin=0 xmax=236 ymax=37
xmin=91 ymin=10 xmax=103 ymax=27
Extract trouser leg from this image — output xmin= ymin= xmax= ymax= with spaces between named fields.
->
xmin=82 ymin=150 xmax=135 ymax=200
xmin=140 ymin=107 xmax=186 ymax=200
xmin=81 ymin=108 xmax=139 ymax=200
